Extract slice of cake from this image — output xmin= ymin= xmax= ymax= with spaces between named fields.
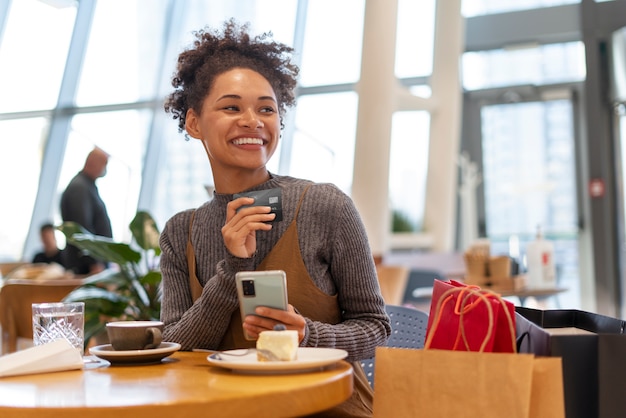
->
xmin=256 ymin=326 xmax=299 ymax=362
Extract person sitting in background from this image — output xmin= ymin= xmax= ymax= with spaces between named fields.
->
xmin=32 ymin=223 xmax=67 ymax=267
xmin=60 ymin=147 xmax=113 ymax=275
xmin=159 ymin=19 xmax=390 ymax=417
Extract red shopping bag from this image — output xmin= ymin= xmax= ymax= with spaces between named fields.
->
xmin=425 ymin=279 xmax=516 ymax=352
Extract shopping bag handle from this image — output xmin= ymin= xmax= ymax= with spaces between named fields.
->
xmin=516 ymin=331 xmax=530 ymax=352
xmin=479 ymin=288 xmax=517 ymax=352
xmin=425 ymin=285 xmax=517 ymax=352
xmin=425 ymin=286 xmax=494 ymax=352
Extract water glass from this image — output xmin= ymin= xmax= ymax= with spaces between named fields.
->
xmin=32 ymin=302 xmax=85 ymax=355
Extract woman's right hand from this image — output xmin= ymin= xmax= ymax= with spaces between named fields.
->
xmin=222 ymin=197 xmax=276 ymax=258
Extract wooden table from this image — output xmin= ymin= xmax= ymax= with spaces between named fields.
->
xmin=0 ymin=351 xmax=354 ymax=418
xmin=411 ymin=284 xmax=568 ymax=307
xmin=496 ymin=286 xmax=568 ymax=307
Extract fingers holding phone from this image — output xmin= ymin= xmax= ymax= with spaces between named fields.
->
xmin=235 ymin=270 xmax=289 ymax=340
xmin=244 ymin=304 xmax=306 ymax=342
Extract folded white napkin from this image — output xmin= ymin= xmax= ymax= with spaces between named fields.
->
xmin=0 ymin=339 xmax=84 ymax=377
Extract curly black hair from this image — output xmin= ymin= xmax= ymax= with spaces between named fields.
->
xmin=164 ymin=19 xmax=299 ymax=133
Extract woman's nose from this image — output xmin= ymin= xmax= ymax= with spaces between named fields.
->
xmin=239 ymin=109 xmax=263 ymax=128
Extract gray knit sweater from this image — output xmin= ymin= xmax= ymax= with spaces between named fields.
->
xmin=159 ymin=174 xmax=391 ymax=361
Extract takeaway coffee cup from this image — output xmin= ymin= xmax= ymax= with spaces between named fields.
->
xmin=106 ymin=320 xmax=163 ymax=351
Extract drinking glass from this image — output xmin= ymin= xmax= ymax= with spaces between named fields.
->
xmin=32 ymin=302 xmax=85 ymax=355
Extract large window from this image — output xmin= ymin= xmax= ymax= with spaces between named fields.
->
xmin=0 ymin=0 xmax=75 ymax=112
xmin=480 ymin=98 xmax=580 ymax=308
xmin=0 ymin=0 xmax=302 ymax=261
xmin=389 ymin=111 xmax=431 ymax=232
xmin=463 ymin=32 xmax=584 ymax=308
xmin=462 ymin=0 xmax=579 ymax=17
xmin=1 ymin=0 xmax=441 ymax=263
xmin=0 ymin=118 xmax=48 ymax=260
xmin=298 ymin=0 xmax=365 ymax=86
xmin=463 ymin=42 xmax=586 ymax=90
xmin=76 ymin=0 xmax=170 ymax=107
xmin=395 ymin=0 xmax=435 ymax=78
xmin=57 ymin=111 xmax=151 ymax=241
xmin=291 ymin=92 xmax=359 ymax=192
xmin=0 ymin=0 xmax=387 ymax=262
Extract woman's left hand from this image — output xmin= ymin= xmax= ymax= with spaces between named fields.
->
xmin=242 ymin=304 xmax=306 ymax=342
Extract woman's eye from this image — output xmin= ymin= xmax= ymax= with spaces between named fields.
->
xmin=223 ymin=105 xmax=239 ymax=111
xmin=260 ymin=106 xmax=276 ymax=113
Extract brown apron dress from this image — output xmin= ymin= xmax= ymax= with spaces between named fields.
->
xmin=186 ymin=186 xmax=374 ymax=417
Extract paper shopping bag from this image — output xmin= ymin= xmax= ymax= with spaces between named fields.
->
xmin=372 ymin=347 xmax=564 ymax=418
xmin=529 ymin=357 xmax=566 ymax=418
xmin=425 ymin=280 xmax=516 ymax=352
xmin=516 ymin=307 xmax=626 ymax=418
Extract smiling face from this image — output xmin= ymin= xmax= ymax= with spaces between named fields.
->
xmin=185 ymin=68 xmax=281 ymax=193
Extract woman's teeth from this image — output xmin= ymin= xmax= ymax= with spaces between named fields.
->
xmin=232 ymin=138 xmax=263 ymax=145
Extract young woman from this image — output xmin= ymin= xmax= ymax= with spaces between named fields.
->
xmin=160 ymin=19 xmax=390 ymax=417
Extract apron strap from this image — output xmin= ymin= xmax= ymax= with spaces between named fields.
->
xmin=186 ymin=210 xmax=203 ymax=302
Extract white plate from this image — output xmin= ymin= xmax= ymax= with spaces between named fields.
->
xmin=207 ymin=347 xmax=348 ymax=374
xmin=89 ymin=342 xmax=181 ymax=365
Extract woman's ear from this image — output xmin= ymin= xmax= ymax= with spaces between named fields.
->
xmin=185 ymin=108 xmax=202 ymax=139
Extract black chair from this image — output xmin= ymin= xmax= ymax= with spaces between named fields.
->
xmin=361 ymin=304 xmax=429 ymax=388
xmin=401 ymin=269 xmax=447 ymax=309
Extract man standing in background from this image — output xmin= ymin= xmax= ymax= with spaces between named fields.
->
xmin=60 ymin=147 xmax=112 ymax=275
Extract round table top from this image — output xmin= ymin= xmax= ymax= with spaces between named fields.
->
xmin=0 ymin=351 xmax=354 ymax=418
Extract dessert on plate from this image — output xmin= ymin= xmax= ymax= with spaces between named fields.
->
xmin=256 ymin=324 xmax=298 ymax=362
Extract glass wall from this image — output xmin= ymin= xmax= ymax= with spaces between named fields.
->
xmin=463 ymin=42 xmax=586 ymax=91
xmin=0 ymin=0 xmax=304 ymax=261
xmin=480 ymin=100 xmax=580 ymax=307
xmin=462 ymin=0 xmax=579 ymax=17
xmin=2 ymin=0 xmax=597 ymax=266
xmin=461 ymin=3 xmax=588 ymax=309
xmin=389 ymin=111 xmax=431 ymax=232
xmin=0 ymin=0 xmax=437 ymax=262
xmin=0 ymin=118 xmax=48 ymax=260
xmin=0 ymin=0 xmax=76 ymax=112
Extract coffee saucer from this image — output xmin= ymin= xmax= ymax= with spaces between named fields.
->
xmin=89 ymin=342 xmax=181 ymax=365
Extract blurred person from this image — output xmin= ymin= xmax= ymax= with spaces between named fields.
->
xmin=32 ymin=222 xmax=67 ymax=267
xmin=60 ymin=147 xmax=112 ymax=275
xmin=159 ymin=19 xmax=391 ymax=417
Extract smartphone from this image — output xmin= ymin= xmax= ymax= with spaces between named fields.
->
xmin=235 ymin=270 xmax=288 ymax=340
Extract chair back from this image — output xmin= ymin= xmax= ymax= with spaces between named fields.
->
xmin=402 ymin=269 xmax=446 ymax=308
xmin=375 ymin=265 xmax=409 ymax=306
xmin=0 ymin=278 xmax=81 ymax=354
xmin=361 ymin=304 xmax=429 ymax=388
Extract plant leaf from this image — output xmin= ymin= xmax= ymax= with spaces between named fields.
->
xmin=70 ymin=234 xmax=142 ymax=265
xmin=77 ymin=268 xmax=125 ymax=286
xmin=58 ymin=212 xmax=163 ymax=340
xmin=63 ymin=286 xmax=129 ymax=304
xmin=130 ymin=211 xmax=161 ymax=255
xmin=140 ymin=270 xmax=162 ymax=286
xmin=57 ymin=222 xmax=89 ymax=238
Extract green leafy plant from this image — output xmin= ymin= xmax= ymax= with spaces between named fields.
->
xmin=59 ymin=211 xmax=161 ymax=346
xmin=392 ymin=209 xmax=416 ymax=233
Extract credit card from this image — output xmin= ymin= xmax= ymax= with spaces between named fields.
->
xmin=233 ymin=188 xmax=283 ymax=222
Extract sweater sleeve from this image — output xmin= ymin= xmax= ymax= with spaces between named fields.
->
xmin=159 ymin=211 xmax=250 ymax=350
xmin=298 ymin=185 xmax=391 ymax=361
